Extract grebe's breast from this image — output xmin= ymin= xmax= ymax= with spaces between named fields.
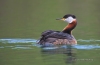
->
xmin=46 ymin=34 xmax=77 ymax=45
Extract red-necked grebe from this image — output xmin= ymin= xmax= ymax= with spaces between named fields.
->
xmin=37 ymin=14 xmax=77 ymax=46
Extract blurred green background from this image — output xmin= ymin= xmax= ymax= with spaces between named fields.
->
xmin=0 ymin=0 xmax=99 ymax=39
xmin=0 ymin=0 xmax=100 ymax=65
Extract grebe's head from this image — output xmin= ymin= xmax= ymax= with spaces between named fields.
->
xmin=56 ymin=14 xmax=76 ymax=23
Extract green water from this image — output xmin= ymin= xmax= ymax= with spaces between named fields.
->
xmin=0 ymin=0 xmax=100 ymax=65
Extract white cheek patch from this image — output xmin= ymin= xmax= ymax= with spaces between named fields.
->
xmin=65 ymin=17 xmax=74 ymax=23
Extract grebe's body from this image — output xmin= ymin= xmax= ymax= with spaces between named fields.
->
xmin=37 ymin=14 xmax=77 ymax=46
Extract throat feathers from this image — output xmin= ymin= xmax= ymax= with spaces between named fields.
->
xmin=62 ymin=19 xmax=77 ymax=34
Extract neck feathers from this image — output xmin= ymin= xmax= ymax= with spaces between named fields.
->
xmin=62 ymin=20 xmax=77 ymax=34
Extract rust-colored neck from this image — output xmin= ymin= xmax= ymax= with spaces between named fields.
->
xmin=62 ymin=20 xmax=77 ymax=34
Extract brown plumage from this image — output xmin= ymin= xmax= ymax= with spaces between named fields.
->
xmin=37 ymin=14 xmax=77 ymax=46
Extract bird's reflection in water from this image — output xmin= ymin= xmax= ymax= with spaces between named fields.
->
xmin=64 ymin=45 xmax=76 ymax=64
xmin=41 ymin=45 xmax=77 ymax=64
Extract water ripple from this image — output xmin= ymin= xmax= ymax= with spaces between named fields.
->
xmin=0 ymin=39 xmax=37 ymax=43
xmin=0 ymin=39 xmax=100 ymax=50
xmin=61 ymin=44 xmax=100 ymax=50
xmin=77 ymin=39 xmax=100 ymax=42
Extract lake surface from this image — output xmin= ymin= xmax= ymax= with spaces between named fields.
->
xmin=0 ymin=38 xmax=100 ymax=65
xmin=0 ymin=39 xmax=100 ymax=50
xmin=0 ymin=0 xmax=100 ymax=65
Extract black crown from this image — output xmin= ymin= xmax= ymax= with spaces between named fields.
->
xmin=63 ymin=14 xmax=76 ymax=18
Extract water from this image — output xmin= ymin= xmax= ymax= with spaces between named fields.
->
xmin=0 ymin=0 xmax=100 ymax=65
xmin=0 ymin=38 xmax=100 ymax=50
